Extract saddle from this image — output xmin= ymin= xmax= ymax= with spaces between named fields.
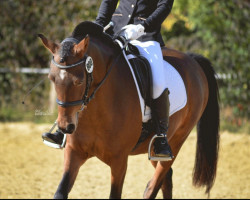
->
xmin=125 ymin=43 xmax=153 ymax=108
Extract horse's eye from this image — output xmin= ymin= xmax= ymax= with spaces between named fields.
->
xmin=60 ymin=57 xmax=65 ymax=63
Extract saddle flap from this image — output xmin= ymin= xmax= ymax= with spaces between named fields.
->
xmin=127 ymin=53 xmax=153 ymax=108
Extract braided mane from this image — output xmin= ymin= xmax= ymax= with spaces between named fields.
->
xmin=59 ymin=21 xmax=118 ymax=60
xmin=71 ymin=21 xmax=117 ymax=48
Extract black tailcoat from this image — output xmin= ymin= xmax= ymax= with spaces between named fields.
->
xmin=95 ymin=0 xmax=174 ymax=46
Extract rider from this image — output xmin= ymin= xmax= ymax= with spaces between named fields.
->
xmin=42 ymin=0 xmax=174 ymax=160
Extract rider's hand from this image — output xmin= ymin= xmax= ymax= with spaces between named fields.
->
xmin=121 ymin=24 xmax=145 ymax=40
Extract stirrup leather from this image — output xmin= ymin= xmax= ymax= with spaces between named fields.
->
xmin=42 ymin=121 xmax=67 ymax=149
xmin=148 ymin=134 xmax=174 ymax=161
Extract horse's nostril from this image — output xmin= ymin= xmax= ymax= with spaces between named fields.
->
xmin=66 ymin=124 xmax=75 ymax=134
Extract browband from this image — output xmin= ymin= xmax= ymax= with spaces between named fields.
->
xmin=51 ymin=56 xmax=87 ymax=69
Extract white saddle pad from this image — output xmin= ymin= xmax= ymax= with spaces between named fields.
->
xmin=162 ymin=60 xmax=187 ymax=116
xmin=124 ymin=52 xmax=187 ymax=122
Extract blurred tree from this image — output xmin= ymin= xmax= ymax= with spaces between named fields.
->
xmin=0 ymin=0 xmax=101 ymax=69
xmin=165 ymin=0 xmax=250 ymax=119
xmin=0 ymin=0 xmax=101 ymax=121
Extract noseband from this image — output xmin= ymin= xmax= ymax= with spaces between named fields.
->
xmin=53 ymin=37 xmax=122 ymax=111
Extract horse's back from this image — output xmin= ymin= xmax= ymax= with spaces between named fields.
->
xmin=162 ymin=47 xmax=209 ymax=109
xmin=161 ymin=47 xmax=209 ymax=134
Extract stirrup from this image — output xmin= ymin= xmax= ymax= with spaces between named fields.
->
xmin=42 ymin=121 xmax=67 ymax=149
xmin=148 ymin=134 xmax=173 ymax=161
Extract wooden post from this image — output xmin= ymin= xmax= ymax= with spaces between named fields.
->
xmin=48 ymin=81 xmax=56 ymax=113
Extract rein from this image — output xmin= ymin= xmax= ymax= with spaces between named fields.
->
xmin=54 ymin=37 xmax=123 ymax=111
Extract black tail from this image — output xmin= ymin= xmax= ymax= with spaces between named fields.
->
xmin=188 ymin=53 xmax=220 ymax=195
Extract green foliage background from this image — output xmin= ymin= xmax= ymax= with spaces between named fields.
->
xmin=0 ymin=0 xmax=101 ymax=122
xmin=166 ymin=0 xmax=250 ymax=129
xmin=0 ymin=0 xmax=249 ymax=130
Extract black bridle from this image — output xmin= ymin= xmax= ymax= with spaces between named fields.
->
xmin=53 ymin=37 xmax=123 ymax=111
xmin=53 ymin=52 xmax=93 ymax=111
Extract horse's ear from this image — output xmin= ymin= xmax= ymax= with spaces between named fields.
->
xmin=38 ymin=34 xmax=59 ymax=54
xmin=73 ymin=35 xmax=90 ymax=58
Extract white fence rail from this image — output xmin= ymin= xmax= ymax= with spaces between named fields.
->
xmin=0 ymin=67 xmax=228 ymax=80
xmin=0 ymin=67 xmax=56 ymax=112
xmin=0 ymin=68 xmax=49 ymax=74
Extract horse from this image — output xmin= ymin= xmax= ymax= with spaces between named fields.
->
xmin=38 ymin=21 xmax=220 ymax=199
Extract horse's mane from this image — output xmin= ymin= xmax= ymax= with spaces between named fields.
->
xmin=71 ymin=21 xmax=118 ymax=49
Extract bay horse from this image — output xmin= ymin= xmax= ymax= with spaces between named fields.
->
xmin=38 ymin=21 xmax=219 ymax=199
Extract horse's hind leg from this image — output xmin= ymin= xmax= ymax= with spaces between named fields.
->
xmin=148 ymin=161 xmax=173 ymax=199
xmin=144 ymin=160 xmax=173 ymax=199
xmin=161 ymin=168 xmax=173 ymax=199
xmin=54 ymin=147 xmax=87 ymax=199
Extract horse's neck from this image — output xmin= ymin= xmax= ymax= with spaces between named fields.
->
xmin=78 ymin=38 xmax=141 ymax=140
xmin=78 ymin=40 xmax=116 ymax=127
xmin=88 ymin=38 xmax=116 ymax=82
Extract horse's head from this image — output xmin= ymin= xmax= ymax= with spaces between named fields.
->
xmin=39 ymin=34 xmax=90 ymax=134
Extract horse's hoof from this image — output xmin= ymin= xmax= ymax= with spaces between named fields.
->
xmin=54 ymin=193 xmax=67 ymax=199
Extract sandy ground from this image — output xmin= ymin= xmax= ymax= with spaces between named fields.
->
xmin=0 ymin=122 xmax=249 ymax=199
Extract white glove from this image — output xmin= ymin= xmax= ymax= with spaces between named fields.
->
xmin=121 ymin=24 xmax=145 ymax=40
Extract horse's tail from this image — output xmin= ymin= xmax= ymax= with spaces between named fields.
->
xmin=188 ymin=53 xmax=220 ymax=195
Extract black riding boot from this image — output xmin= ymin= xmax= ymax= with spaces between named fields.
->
xmin=152 ymin=88 xmax=173 ymax=159
xmin=42 ymin=130 xmax=64 ymax=145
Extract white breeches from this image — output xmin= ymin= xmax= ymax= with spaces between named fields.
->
xmin=130 ymin=40 xmax=166 ymax=99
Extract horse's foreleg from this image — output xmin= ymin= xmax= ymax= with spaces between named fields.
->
xmin=150 ymin=161 xmax=173 ymax=199
xmin=54 ymin=148 xmax=87 ymax=199
xmin=144 ymin=161 xmax=173 ymax=199
xmin=161 ymin=168 xmax=173 ymax=199
xmin=109 ymin=156 xmax=128 ymax=199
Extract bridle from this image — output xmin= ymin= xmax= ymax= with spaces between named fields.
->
xmin=52 ymin=37 xmax=122 ymax=111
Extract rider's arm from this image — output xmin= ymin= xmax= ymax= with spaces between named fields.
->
xmin=95 ymin=0 xmax=119 ymax=27
xmin=141 ymin=0 xmax=174 ymax=32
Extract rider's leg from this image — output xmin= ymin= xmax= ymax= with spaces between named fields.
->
xmin=130 ymin=40 xmax=173 ymax=159
xmin=152 ymin=88 xmax=173 ymax=158
xmin=130 ymin=40 xmax=165 ymax=99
